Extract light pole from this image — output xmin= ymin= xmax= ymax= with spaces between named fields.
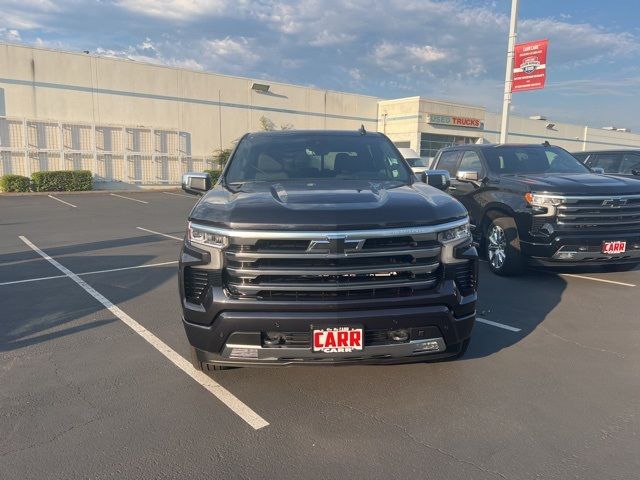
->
xmin=500 ymin=0 xmax=519 ymax=143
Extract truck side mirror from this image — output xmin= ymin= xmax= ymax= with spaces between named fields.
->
xmin=456 ymin=170 xmax=479 ymax=182
xmin=421 ymin=170 xmax=451 ymax=191
xmin=182 ymin=172 xmax=212 ymax=195
xmin=590 ymin=167 xmax=605 ymax=174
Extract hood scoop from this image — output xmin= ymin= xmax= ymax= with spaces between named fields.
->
xmin=270 ymin=182 xmax=386 ymax=209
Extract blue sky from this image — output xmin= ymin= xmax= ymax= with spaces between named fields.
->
xmin=1 ymin=0 xmax=639 ymax=131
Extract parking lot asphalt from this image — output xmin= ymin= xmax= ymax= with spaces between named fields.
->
xmin=2 ymin=191 xmax=639 ymax=480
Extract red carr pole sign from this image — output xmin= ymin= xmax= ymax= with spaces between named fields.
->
xmin=512 ymin=39 xmax=549 ymax=92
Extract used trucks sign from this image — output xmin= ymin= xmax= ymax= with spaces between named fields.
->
xmin=512 ymin=39 xmax=549 ymax=92
xmin=427 ymin=114 xmax=482 ymax=128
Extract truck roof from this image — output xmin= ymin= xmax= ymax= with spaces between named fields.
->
xmin=245 ymin=129 xmax=385 ymax=138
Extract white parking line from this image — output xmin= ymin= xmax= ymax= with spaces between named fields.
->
xmin=18 ymin=235 xmax=268 ymax=430
xmin=137 ymin=226 xmax=182 ymax=241
xmin=110 ymin=193 xmax=149 ymax=204
xmin=0 ymin=261 xmax=179 ymax=287
xmin=558 ymin=273 xmax=636 ymax=288
xmin=163 ymin=191 xmax=194 ymax=198
xmin=48 ymin=195 xmax=78 ymax=208
xmin=476 ymin=317 xmax=521 ymax=332
xmin=0 ymin=273 xmax=67 ymax=286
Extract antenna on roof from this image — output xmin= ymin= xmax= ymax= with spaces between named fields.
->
xmin=542 ymin=141 xmax=551 ymax=147
xmin=359 ymin=124 xmax=366 ymax=135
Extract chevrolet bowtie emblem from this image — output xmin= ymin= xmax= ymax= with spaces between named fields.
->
xmin=307 ymin=236 xmax=365 ymax=255
xmin=602 ymin=198 xmax=628 ymax=208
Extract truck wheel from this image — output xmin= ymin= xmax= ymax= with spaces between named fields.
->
xmin=485 ymin=216 xmax=524 ymax=276
xmin=189 ymin=346 xmax=233 ymax=371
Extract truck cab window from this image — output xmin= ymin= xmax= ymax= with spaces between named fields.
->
xmin=458 ymin=151 xmax=483 ymax=175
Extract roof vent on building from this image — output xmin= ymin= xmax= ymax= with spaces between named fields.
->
xmin=529 ymin=115 xmax=547 ymax=121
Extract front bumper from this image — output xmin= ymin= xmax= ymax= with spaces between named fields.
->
xmin=185 ymin=307 xmax=474 ymax=367
xmin=521 ymin=232 xmax=640 ymax=266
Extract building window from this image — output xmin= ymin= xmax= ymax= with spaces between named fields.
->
xmin=420 ymin=133 xmax=478 ymax=158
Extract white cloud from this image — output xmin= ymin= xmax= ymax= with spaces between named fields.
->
xmin=371 ymin=41 xmax=448 ymax=72
xmin=349 ymin=68 xmax=362 ymax=81
xmin=0 ymin=28 xmax=22 ymax=42
xmin=202 ymin=36 xmax=258 ymax=68
xmin=114 ymin=0 xmax=236 ymax=21
xmin=308 ymin=30 xmax=355 ymax=47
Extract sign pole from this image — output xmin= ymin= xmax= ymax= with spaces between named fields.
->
xmin=500 ymin=0 xmax=519 ymax=144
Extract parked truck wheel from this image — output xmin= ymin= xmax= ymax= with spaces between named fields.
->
xmin=485 ymin=216 xmax=524 ymax=276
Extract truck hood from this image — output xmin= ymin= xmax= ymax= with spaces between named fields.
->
xmin=189 ymin=180 xmax=467 ymax=230
xmin=504 ymin=173 xmax=640 ymax=195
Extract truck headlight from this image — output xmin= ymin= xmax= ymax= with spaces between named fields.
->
xmin=438 ymin=222 xmax=471 ymax=243
xmin=188 ymin=222 xmax=228 ymax=248
xmin=439 ymin=221 xmax=471 ymax=264
xmin=524 ymin=193 xmax=564 ymax=207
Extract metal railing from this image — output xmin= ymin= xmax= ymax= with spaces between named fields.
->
xmin=0 ymin=117 xmax=221 ymax=184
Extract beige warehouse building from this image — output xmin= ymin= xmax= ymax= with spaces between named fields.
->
xmin=1 ymin=42 xmax=640 ymax=184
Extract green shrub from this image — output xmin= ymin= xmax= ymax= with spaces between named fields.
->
xmin=214 ymin=148 xmax=232 ymax=167
xmin=31 ymin=170 xmax=93 ymax=192
xmin=204 ymin=169 xmax=222 ymax=184
xmin=0 ymin=174 xmax=31 ymax=192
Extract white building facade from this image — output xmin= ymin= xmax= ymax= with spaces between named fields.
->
xmin=1 ymin=42 xmax=639 ymax=184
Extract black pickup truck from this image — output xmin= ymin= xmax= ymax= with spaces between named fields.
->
xmin=431 ymin=143 xmax=640 ymax=275
xmin=179 ymin=130 xmax=478 ymax=369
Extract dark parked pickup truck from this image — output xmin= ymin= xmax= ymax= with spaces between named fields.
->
xmin=432 ymin=143 xmax=640 ymax=275
xmin=572 ymin=150 xmax=640 ymax=178
xmin=179 ymin=130 xmax=478 ymax=369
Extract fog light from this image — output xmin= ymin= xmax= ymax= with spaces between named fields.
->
xmin=555 ymin=252 xmax=575 ymax=260
xmin=415 ymin=340 xmax=441 ymax=352
xmin=389 ymin=329 xmax=410 ymax=342
xmin=263 ymin=332 xmax=285 ymax=346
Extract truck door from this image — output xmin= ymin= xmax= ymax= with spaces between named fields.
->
xmin=449 ymin=150 xmax=485 ymax=225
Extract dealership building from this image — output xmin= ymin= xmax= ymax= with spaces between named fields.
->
xmin=1 ymin=42 xmax=640 ymax=184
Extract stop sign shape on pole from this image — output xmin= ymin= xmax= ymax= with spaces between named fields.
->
xmin=512 ymin=39 xmax=549 ymax=92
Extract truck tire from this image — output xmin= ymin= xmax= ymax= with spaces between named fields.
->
xmin=485 ymin=216 xmax=524 ymax=276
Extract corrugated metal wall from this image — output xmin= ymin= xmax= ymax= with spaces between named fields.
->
xmin=0 ymin=117 xmax=221 ymax=184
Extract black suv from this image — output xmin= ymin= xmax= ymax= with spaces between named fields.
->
xmin=572 ymin=150 xmax=640 ymax=178
xmin=179 ymin=130 xmax=478 ymax=369
xmin=431 ymin=143 xmax=640 ymax=275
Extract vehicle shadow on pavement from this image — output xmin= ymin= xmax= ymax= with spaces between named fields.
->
xmin=0 ymin=253 xmax=177 ymax=353
xmin=0 ymin=234 xmax=181 ymax=267
xmin=463 ymin=265 xmax=567 ymax=360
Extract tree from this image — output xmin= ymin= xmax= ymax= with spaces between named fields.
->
xmin=260 ymin=115 xmax=294 ymax=131
xmin=214 ymin=148 xmax=232 ymax=169
xmin=259 ymin=116 xmax=276 ymax=131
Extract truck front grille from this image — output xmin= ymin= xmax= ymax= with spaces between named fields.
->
xmin=223 ymin=230 xmax=443 ymax=301
xmin=557 ymin=196 xmax=640 ymax=231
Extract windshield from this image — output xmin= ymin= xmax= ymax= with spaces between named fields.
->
xmin=484 ymin=146 xmax=590 ymax=175
xmin=225 ymin=133 xmax=412 ymax=184
xmin=405 ymin=157 xmax=429 ymax=167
